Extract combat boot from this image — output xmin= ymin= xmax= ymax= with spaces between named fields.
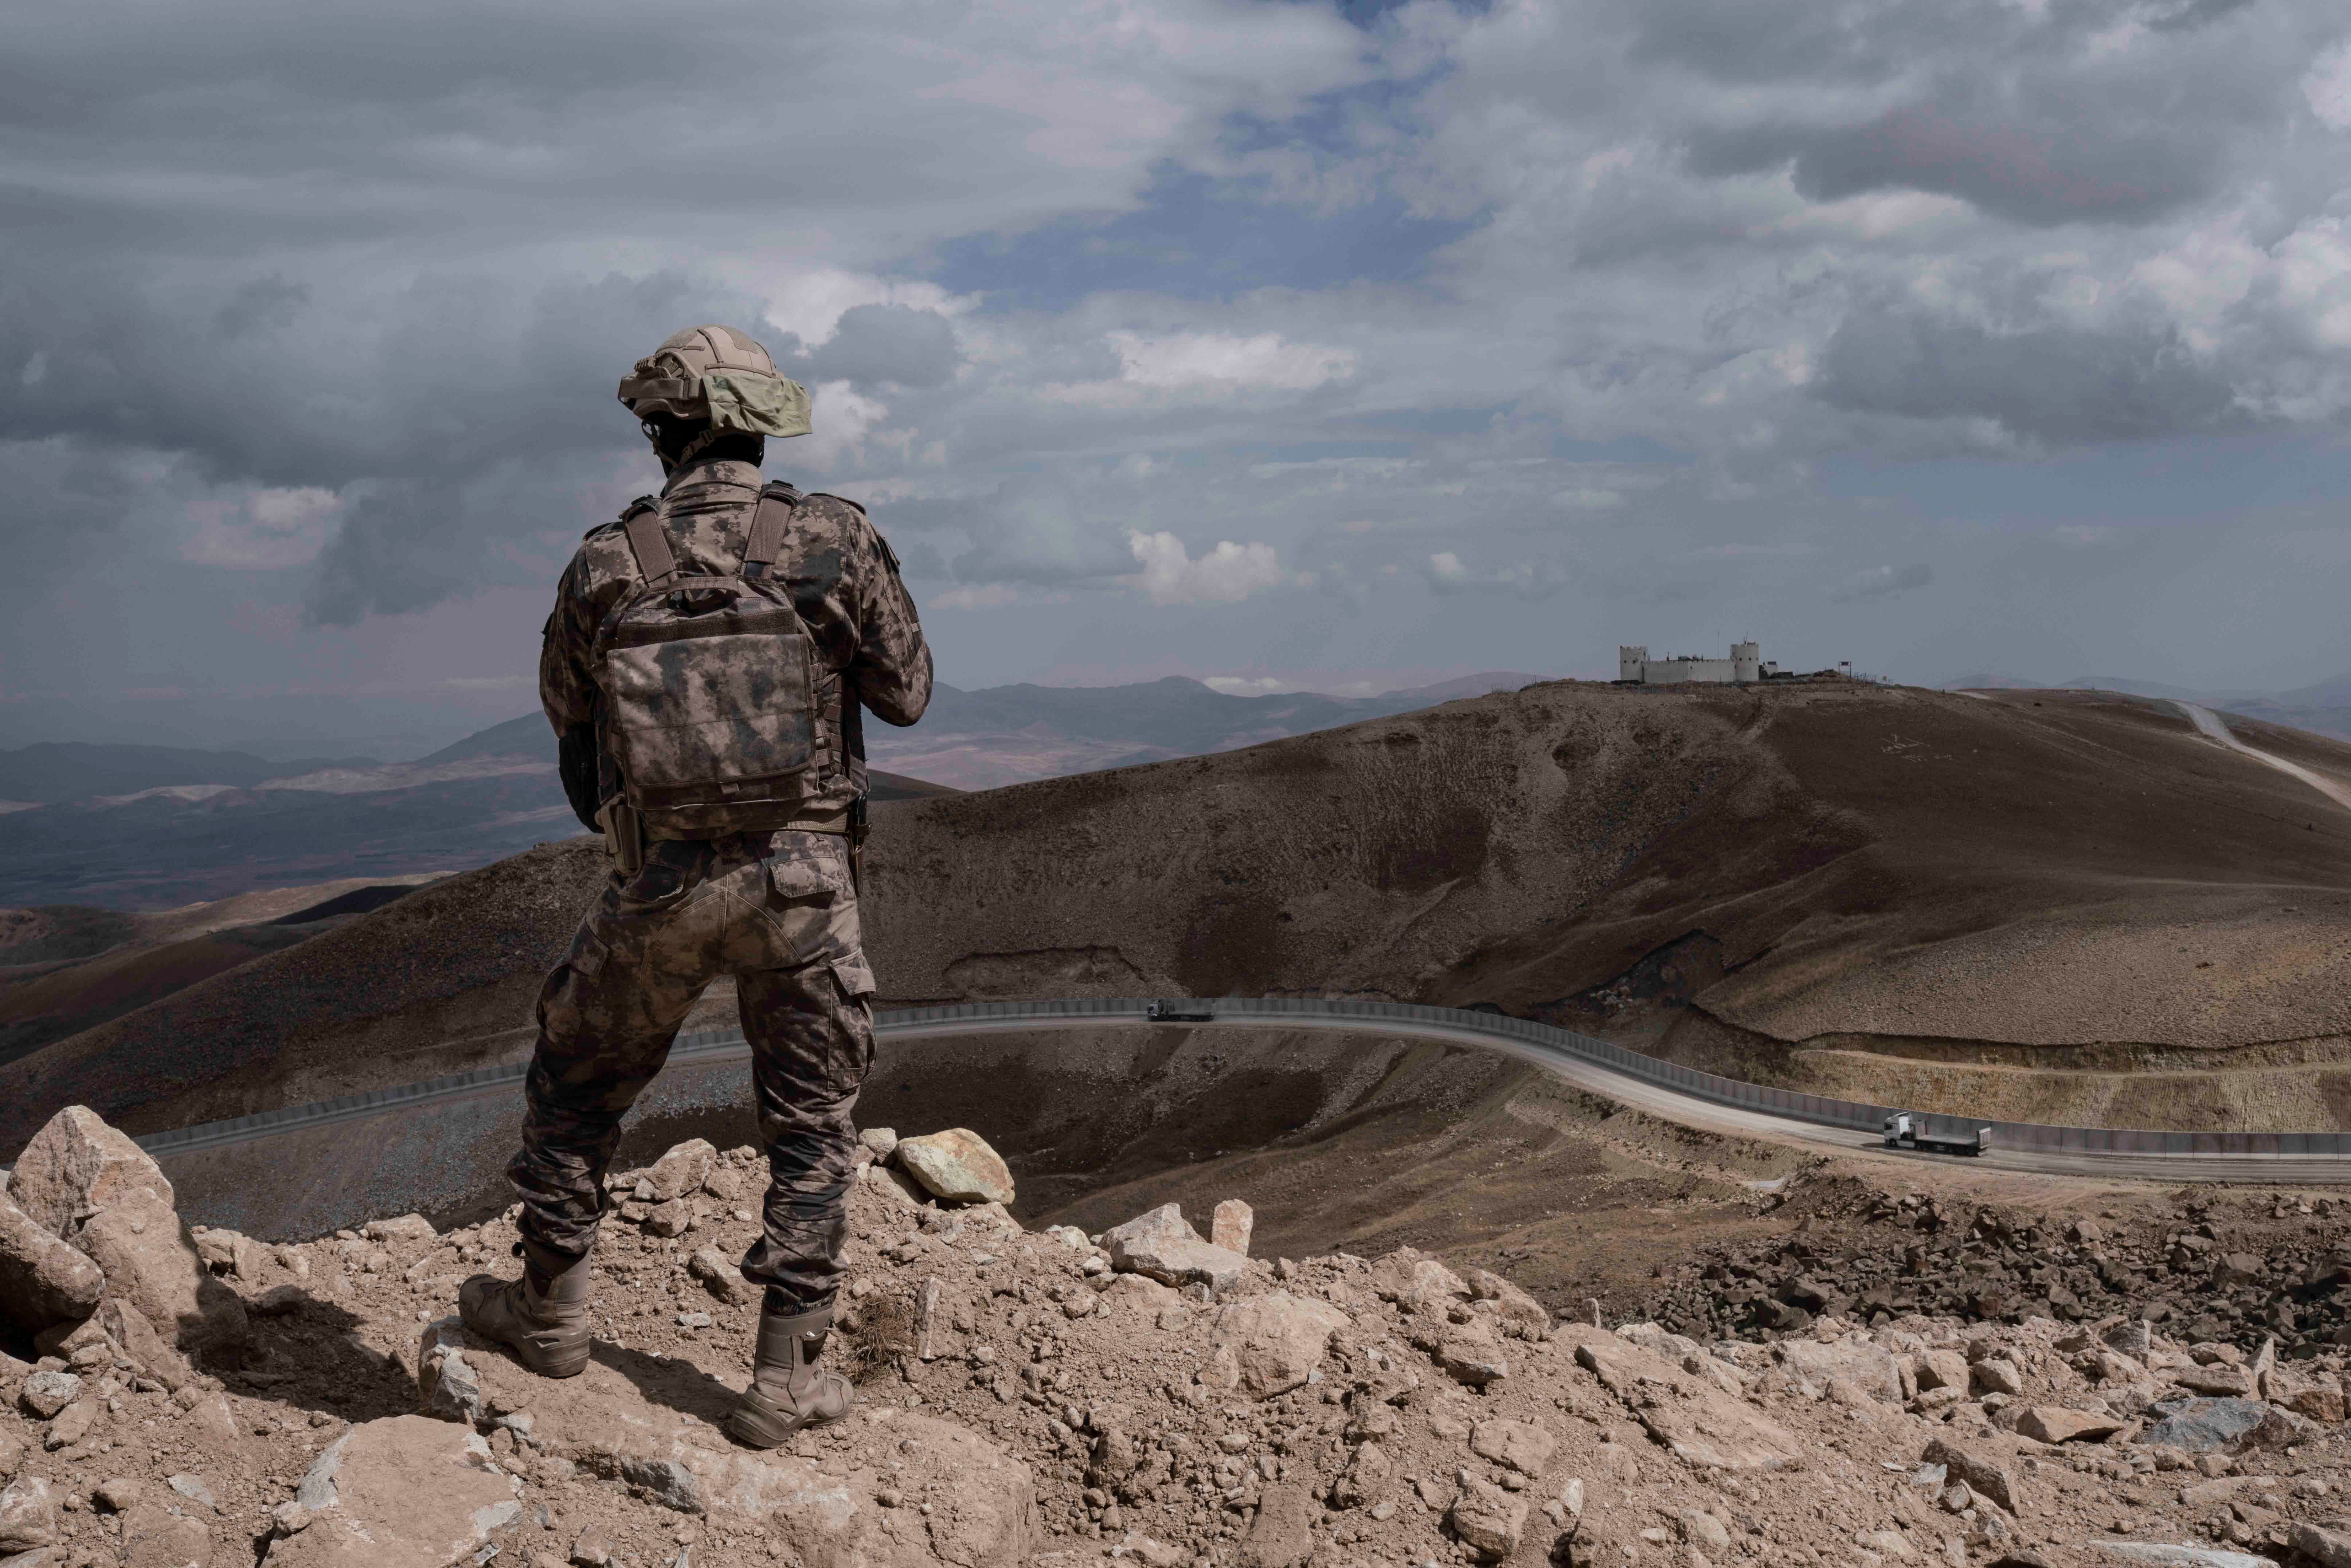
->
xmin=459 ymin=1240 xmax=594 ymax=1378
xmin=727 ymin=1297 xmax=854 ymax=1449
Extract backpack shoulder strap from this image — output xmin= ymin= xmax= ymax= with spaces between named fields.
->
xmin=743 ymin=489 xmax=796 ymax=580
xmin=623 ymin=506 xmax=680 ymax=587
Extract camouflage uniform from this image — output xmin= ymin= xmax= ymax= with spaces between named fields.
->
xmin=519 ymin=456 xmax=930 ymax=1309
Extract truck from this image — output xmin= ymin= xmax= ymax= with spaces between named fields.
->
xmin=1882 ymin=1112 xmax=1990 ymax=1157
xmin=1145 ymin=1000 xmax=1215 ymax=1023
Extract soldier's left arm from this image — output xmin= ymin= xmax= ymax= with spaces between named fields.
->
xmin=840 ymin=506 xmax=933 ymax=728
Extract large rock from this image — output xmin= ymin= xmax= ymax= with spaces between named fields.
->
xmin=419 ymin=1319 xmax=1038 ymax=1563
xmin=1212 ymin=1199 xmax=1254 ymax=1256
xmin=1777 ymin=1338 xmax=1903 ymax=1404
xmin=1368 ymin=1248 xmax=1469 ymax=1313
xmin=1563 ymin=1324 xmax=1803 ymax=1471
xmin=0 ymin=1187 xmax=101 ymax=1335
xmin=1921 ymin=1437 xmax=2020 ymax=1514
xmin=895 ymin=1130 xmax=1015 ymax=1206
xmin=2016 ymin=1406 xmax=2124 ymax=1445
xmin=264 ymin=1415 xmax=522 ymax=1566
xmin=1463 ymin=1268 xmax=1550 ymax=1338
xmin=1207 ymin=1291 xmax=1349 ymax=1400
xmin=119 ymin=1502 xmax=214 ymax=1566
xmin=1447 ymin=1477 xmax=1528 ymax=1560
xmin=1913 ymin=1348 xmax=1970 ymax=1392
xmin=642 ymin=1139 xmax=716 ymax=1203
xmin=1469 ymin=1418 xmax=1557 ymax=1476
xmin=1239 ymin=1484 xmax=1318 ymax=1568
xmin=2262 ymin=1361 xmax=2347 ymax=1423
xmin=2142 ymin=1397 xmax=2272 ymax=1453
xmin=6 ymin=1106 xmax=173 ymax=1236
xmin=101 ymin=1298 xmax=195 ymax=1392
xmin=0 ymin=1473 xmax=56 ymax=1554
xmin=72 ymin=1187 xmax=247 ymax=1351
xmin=1102 ymin=1204 xmax=1248 ymax=1293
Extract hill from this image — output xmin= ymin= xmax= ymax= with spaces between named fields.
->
xmin=0 ymin=740 xmax=366 ymax=805
xmin=10 ymin=679 xmax=2351 ymax=1151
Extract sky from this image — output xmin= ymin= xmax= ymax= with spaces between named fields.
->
xmin=3 ymin=0 xmax=2350 ymax=756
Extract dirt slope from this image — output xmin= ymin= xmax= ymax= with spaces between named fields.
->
xmin=8 ymin=679 xmax=2351 ymax=1148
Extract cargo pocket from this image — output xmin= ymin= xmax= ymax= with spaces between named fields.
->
xmin=829 ymin=951 xmax=876 ymax=999
xmin=769 ymin=855 xmax=843 ymax=903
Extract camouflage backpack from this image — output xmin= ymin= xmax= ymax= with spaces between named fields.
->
xmin=592 ymin=486 xmax=818 ymax=833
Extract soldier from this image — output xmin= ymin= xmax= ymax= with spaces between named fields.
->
xmin=458 ymin=324 xmax=932 ymax=1449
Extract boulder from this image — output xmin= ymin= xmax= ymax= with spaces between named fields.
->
xmin=17 ymin=1370 xmax=79 ymax=1420
xmin=1469 ymin=1418 xmax=1557 ymax=1476
xmin=5 ymin=1106 xmax=173 ymax=1237
xmin=1777 ymin=1339 xmax=1903 ymax=1404
xmin=1430 ymin=1322 xmax=1510 ymax=1389
xmin=2292 ymin=1522 xmax=2351 ymax=1568
xmin=895 ymin=1130 xmax=1015 ymax=1206
xmin=0 ymin=1187 xmax=102 ymax=1335
xmin=1239 ymin=1483 xmax=1317 ymax=1568
xmin=1367 ymin=1248 xmax=1469 ymax=1313
xmin=1563 ymin=1325 xmax=1803 ymax=1471
xmin=686 ymin=1247 xmax=757 ymax=1308
xmin=0 ymin=1473 xmax=55 ymax=1554
xmin=643 ymin=1139 xmax=716 ymax=1203
xmin=859 ymin=1127 xmax=900 ymax=1163
xmin=2015 ymin=1406 xmax=2124 ymax=1445
xmin=1921 ymin=1437 xmax=2019 ymax=1514
xmin=1208 ymin=1291 xmax=1348 ymax=1400
xmin=1102 ymin=1205 xmax=1247 ymax=1293
xmin=1447 ymin=1477 xmax=1528 ymax=1560
xmin=1462 ymin=1268 xmax=1550 ymax=1337
xmin=1971 ymin=1358 xmax=2024 ymax=1396
xmin=264 ymin=1415 xmax=523 ymax=1566
xmin=2261 ymin=1361 xmax=2346 ymax=1423
xmin=1914 ymin=1348 xmax=1970 ymax=1393
xmin=2142 ymin=1398 xmax=2272 ymax=1453
xmin=362 ymin=1214 xmax=436 ymax=1246
xmin=100 ymin=1298 xmax=194 ymax=1392
xmin=119 ymin=1502 xmax=214 ymax=1566
xmin=71 ymin=1187 xmax=248 ymax=1351
xmin=1212 ymin=1199 xmax=1254 ymax=1257
xmin=2175 ymin=1363 xmax=2253 ymax=1397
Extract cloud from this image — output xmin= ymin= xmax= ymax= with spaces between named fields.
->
xmin=182 ymin=486 xmax=344 ymax=569
xmin=1424 ymin=551 xmax=1571 ymax=599
xmin=1829 ymin=563 xmax=1934 ymax=602
xmin=1125 ymin=531 xmax=1293 ymax=604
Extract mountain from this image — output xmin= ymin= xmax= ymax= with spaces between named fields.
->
xmin=16 ymin=679 xmax=2351 ymax=1149
xmin=0 ymin=741 xmax=371 ymax=806
xmin=865 ymin=671 xmax=1548 ymax=788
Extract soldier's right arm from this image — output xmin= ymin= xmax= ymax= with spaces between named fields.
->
xmin=541 ymin=553 xmax=604 ymax=828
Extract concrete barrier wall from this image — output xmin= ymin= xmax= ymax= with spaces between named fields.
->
xmin=131 ymin=995 xmax=2351 ymax=1225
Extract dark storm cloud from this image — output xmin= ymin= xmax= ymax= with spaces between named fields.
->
xmin=1812 ymin=310 xmax=2241 ymax=443
xmin=1688 ymin=109 xmax=2214 ymax=226
xmin=807 ymin=306 xmax=964 ymax=391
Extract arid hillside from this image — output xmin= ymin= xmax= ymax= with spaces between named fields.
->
xmin=6 ymin=679 xmax=2351 ymax=1152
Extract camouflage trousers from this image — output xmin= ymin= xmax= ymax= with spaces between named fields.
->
xmin=508 ymin=828 xmax=876 ymax=1311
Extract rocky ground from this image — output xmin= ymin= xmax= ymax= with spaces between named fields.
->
xmin=11 ymin=1111 xmax=2351 ymax=1567
xmin=1634 ymin=1171 xmax=2351 ymax=1359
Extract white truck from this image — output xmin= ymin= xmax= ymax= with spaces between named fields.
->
xmin=1882 ymin=1112 xmax=1990 ymax=1157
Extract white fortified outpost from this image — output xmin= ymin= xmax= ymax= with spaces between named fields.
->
xmin=1618 ymin=642 xmax=1763 ymax=685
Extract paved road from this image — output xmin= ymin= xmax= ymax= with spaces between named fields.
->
xmin=874 ymin=1006 xmax=2351 ymax=1187
xmin=122 ymin=999 xmax=2351 ymax=1188
xmin=2173 ymin=701 xmax=2351 ymax=814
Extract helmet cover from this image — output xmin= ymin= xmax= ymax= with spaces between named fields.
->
xmin=617 ymin=325 xmax=811 ymax=439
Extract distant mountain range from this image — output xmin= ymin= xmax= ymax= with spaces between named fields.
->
xmin=1943 ymin=671 xmax=2351 ymax=742
xmin=0 ymin=671 xmax=1547 ymax=909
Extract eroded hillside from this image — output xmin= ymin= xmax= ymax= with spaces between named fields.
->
xmin=8 ymin=680 xmax=2351 ymax=1152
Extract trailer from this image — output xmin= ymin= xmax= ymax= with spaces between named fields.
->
xmin=1882 ymin=1112 xmax=1989 ymax=1157
xmin=1145 ymin=1001 xmax=1215 ymax=1023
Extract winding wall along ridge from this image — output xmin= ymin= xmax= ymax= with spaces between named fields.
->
xmin=127 ymin=997 xmax=2351 ymax=1176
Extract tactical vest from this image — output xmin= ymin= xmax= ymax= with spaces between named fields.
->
xmin=591 ymin=484 xmax=821 ymax=832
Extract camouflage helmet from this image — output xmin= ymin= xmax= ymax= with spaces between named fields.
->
xmin=617 ymin=325 xmax=811 ymax=439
